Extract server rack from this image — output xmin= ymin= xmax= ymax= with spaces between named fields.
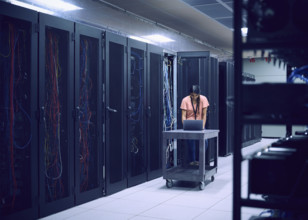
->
xmin=74 ymin=23 xmax=103 ymax=204
xmin=127 ymin=38 xmax=147 ymax=187
xmin=146 ymin=44 xmax=163 ymax=180
xmin=0 ymin=2 xmax=38 ymax=220
xmin=219 ymin=62 xmax=261 ymax=156
xmin=177 ymin=51 xmax=217 ymax=163
xmin=104 ymin=31 xmax=127 ymax=195
xmin=38 ymin=14 xmax=74 ymax=217
xmin=219 ymin=62 xmax=235 ymax=156
xmin=208 ymin=57 xmax=219 ymax=161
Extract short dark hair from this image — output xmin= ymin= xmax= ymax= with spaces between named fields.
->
xmin=189 ymin=85 xmax=200 ymax=94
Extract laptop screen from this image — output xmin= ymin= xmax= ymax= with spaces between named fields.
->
xmin=183 ymin=120 xmax=203 ymax=130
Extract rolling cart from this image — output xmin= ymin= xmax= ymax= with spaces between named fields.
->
xmin=162 ymin=129 xmax=219 ymax=190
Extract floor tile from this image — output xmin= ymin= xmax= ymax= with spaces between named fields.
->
xmin=141 ymin=203 xmax=205 ymax=220
xmin=97 ymin=198 xmax=159 ymax=215
xmin=65 ymin=209 xmax=134 ymax=220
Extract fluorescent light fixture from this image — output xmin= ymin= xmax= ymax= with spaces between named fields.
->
xmin=10 ymin=0 xmax=54 ymax=14
xmin=241 ymin=27 xmax=248 ymax=37
xmin=32 ymin=0 xmax=82 ymax=11
xmin=142 ymin=34 xmax=174 ymax=43
xmin=129 ymin=35 xmax=153 ymax=44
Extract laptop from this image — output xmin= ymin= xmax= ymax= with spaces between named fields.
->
xmin=183 ymin=120 xmax=203 ymax=131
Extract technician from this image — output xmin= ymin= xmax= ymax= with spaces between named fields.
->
xmin=180 ymin=85 xmax=209 ymax=165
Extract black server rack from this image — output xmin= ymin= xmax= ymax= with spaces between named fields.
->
xmin=127 ymin=38 xmax=147 ymax=187
xmin=146 ymin=44 xmax=163 ymax=180
xmin=74 ymin=23 xmax=103 ymax=204
xmin=177 ymin=51 xmax=210 ymax=113
xmin=208 ymin=57 xmax=219 ymax=130
xmin=104 ymin=32 xmax=127 ymax=195
xmin=208 ymin=57 xmax=219 ymax=161
xmin=38 ymin=14 xmax=74 ymax=217
xmin=0 ymin=3 xmax=38 ymax=220
xmin=219 ymin=62 xmax=234 ymax=156
xmin=177 ymin=51 xmax=217 ymax=163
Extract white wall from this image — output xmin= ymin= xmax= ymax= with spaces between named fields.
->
xmin=243 ymin=58 xmax=306 ymax=137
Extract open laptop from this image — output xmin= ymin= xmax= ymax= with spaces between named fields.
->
xmin=183 ymin=120 xmax=203 ymax=131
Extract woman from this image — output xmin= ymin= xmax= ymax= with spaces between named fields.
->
xmin=180 ymin=85 xmax=209 ymax=165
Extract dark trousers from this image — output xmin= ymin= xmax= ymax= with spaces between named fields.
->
xmin=187 ymin=139 xmax=208 ymax=162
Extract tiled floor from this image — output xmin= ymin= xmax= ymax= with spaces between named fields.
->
xmin=40 ymin=138 xmax=276 ymax=220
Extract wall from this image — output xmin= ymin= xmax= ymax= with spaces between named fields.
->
xmin=243 ymin=58 xmax=306 ymax=137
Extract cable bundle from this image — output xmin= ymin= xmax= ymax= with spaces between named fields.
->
xmin=44 ymin=30 xmax=64 ymax=201
xmin=79 ymin=38 xmax=93 ymax=192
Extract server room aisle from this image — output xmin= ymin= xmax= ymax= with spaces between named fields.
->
xmin=40 ymin=139 xmax=276 ymax=220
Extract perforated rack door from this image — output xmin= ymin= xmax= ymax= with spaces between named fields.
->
xmin=74 ymin=22 xmax=103 ymax=205
xmin=38 ymin=13 xmax=74 ymax=218
xmin=0 ymin=2 xmax=38 ymax=219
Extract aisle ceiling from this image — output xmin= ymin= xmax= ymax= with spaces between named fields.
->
xmin=99 ymin=0 xmax=234 ymax=54
xmin=4 ymin=0 xmax=235 ymax=57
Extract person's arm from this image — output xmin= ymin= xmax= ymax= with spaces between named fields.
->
xmin=202 ymin=107 xmax=207 ymax=129
xmin=182 ymin=109 xmax=187 ymax=125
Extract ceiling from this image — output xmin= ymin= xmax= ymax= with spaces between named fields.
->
xmin=182 ymin=0 xmax=234 ymax=30
xmin=99 ymin=0 xmax=234 ymax=55
xmin=3 ymin=0 xmax=235 ymax=57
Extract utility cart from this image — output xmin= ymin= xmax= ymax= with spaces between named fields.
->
xmin=162 ymin=129 xmax=219 ymax=190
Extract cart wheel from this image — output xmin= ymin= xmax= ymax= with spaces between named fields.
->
xmin=166 ymin=180 xmax=173 ymax=188
xmin=211 ymin=176 xmax=215 ymax=182
xmin=199 ymin=182 xmax=205 ymax=190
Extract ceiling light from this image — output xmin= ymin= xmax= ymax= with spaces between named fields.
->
xmin=10 ymin=0 xmax=54 ymax=14
xmin=241 ymin=27 xmax=248 ymax=37
xmin=142 ymin=34 xmax=174 ymax=43
xmin=129 ymin=35 xmax=153 ymax=44
xmin=32 ymin=0 xmax=82 ymax=11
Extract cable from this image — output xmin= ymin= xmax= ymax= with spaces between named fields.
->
xmin=129 ymin=50 xmax=143 ymax=122
xmin=79 ymin=38 xmax=93 ymax=191
xmin=44 ymin=30 xmax=64 ymax=201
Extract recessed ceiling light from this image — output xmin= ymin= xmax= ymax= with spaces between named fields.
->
xmin=129 ymin=35 xmax=153 ymax=44
xmin=10 ymin=0 xmax=55 ymax=14
xmin=142 ymin=34 xmax=174 ymax=43
xmin=32 ymin=0 xmax=82 ymax=11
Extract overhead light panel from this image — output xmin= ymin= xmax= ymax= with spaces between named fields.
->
xmin=142 ymin=34 xmax=174 ymax=43
xmin=31 ymin=0 xmax=82 ymax=12
xmin=10 ymin=0 xmax=54 ymax=14
xmin=129 ymin=35 xmax=153 ymax=44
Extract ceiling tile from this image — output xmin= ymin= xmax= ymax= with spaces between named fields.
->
xmin=195 ymin=4 xmax=233 ymax=18
xmin=182 ymin=0 xmax=217 ymax=6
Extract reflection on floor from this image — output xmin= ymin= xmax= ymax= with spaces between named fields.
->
xmin=40 ymin=138 xmax=276 ymax=220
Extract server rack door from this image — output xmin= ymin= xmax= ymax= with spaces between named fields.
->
xmin=177 ymin=51 xmax=211 ymax=164
xmin=219 ymin=62 xmax=235 ymax=156
xmin=207 ymin=57 xmax=219 ymax=161
xmin=0 ymin=3 xmax=38 ymax=219
xmin=218 ymin=62 xmax=227 ymax=156
xmin=176 ymin=51 xmax=210 ymax=128
xmin=38 ymin=14 xmax=74 ymax=217
xmin=127 ymin=39 xmax=147 ymax=187
xmin=146 ymin=44 xmax=163 ymax=180
xmin=74 ymin=23 xmax=103 ymax=204
xmin=226 ymin=63 xmax=235 ymax=154
xmin=209 ymin=57 xmax=219 ymax=129
xmin=104 ymin=32 xmax=127 ymax=195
